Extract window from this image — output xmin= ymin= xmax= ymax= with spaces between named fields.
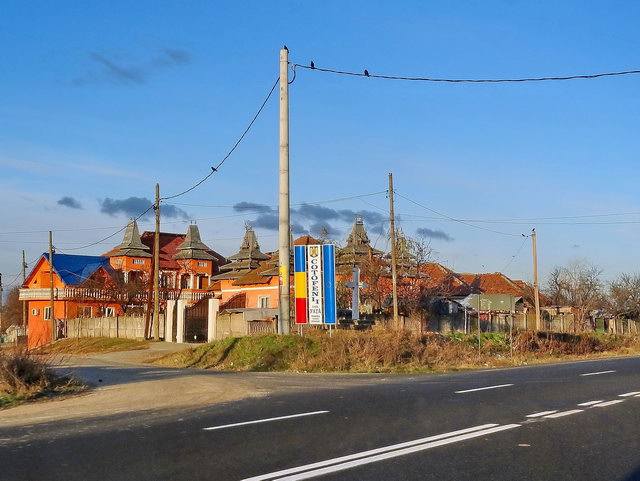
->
xmin=114 ymin=258 xmax=123 ymax=265
xmin=32 ymin=308 xmax=40 ymax=316
xmin=133 ymin=259 xmax=144 ymax=265
xmin=79 ymin=306 xmax=92 ymax=318
xmin=258 ymin=296 xmax=270 ymax=309
xmin=104 ymin=307 xmax=115 ymax=317
xmin=198 ymin=261 xmax=207 ymax=267
xmin=43 ymin=306 xmax=52 ymax=320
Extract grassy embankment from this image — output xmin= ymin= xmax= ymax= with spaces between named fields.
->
xmin=39 ymin=337 xmax=151 ymax=355
xmin=0 ymin=348 xmax=84 ymax=408
xmin=153 ymin=330 xmax=640 ymax=373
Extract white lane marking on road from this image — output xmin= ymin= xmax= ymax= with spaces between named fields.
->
xmin=241 ymin=424 xmax=500 ymax=481
xmin=203 ymin=411 xmax=329 ymax=431
xmin=544 ymin=409 xmax=583 ymax=419
xmin=595 ymin=400 xmax=625 ymax=407
xmin=577 ymin=400 xmax=604 ymax=406
xmin=455 ymin=383 xmax=514 ymax=393
xmin=269 ymin=425 xmax=521 ymax=481
xmin=619 ymin=391 xmax=640 ymax=397
xmin=579 ymin=370 xmax=616 ymax=376
xmin=526 ymin=410 xmax=558 ymax=418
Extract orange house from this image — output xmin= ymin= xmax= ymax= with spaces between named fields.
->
xmin=20 ymin=253 xmax=117 ymax=349
xmin=20 ymin=219 xmax=226 ymax=348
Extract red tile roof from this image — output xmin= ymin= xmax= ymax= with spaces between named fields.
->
xmin=103 ymin=231 xmax=226 ymax=271
xmin=459 ymin=272 xmax=525 ymax=297
xmin=419 ymin=263 xmax=473 ymax=296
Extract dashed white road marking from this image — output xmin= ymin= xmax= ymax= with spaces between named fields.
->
xmin=544 ymin=409 xmax=583 ymax=419
xmin=577 ymin=400 xmax=604 ymax=406
xmin=594 ymin=400 xmax=625 ymax=408
xmin=455 ymin=384 xmax=514 ymax=394
xmin=244 ymin=424 xmax=520 ymax=481
xmin=526 ymin=410 xmax=557 ymax=418
xmin=579 ymin=370 xmax=616 ymax=376
xmin=619 ymin=392 xmax=640 ymax=397
xmin=203 ymin=411 xmax=329 ymax=431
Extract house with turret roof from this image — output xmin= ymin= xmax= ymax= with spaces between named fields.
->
xmin=20 ymin=219 xmax=226 ymax=348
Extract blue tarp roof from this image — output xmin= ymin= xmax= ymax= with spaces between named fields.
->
xmin=42 ymin=253 xmax=112 ymax=286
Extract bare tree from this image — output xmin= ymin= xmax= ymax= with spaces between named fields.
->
xmin=545 ymin=260 xmax=603 ymax=330
xmin=1 ymin=287 xmax=22 ymax=332
xmin=608 ymin=273 xmax=640 ymax=321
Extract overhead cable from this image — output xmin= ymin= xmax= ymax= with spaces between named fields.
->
xmin=394 ymin=191 xmax=524 ymax=238
xmin=291 ymin=62 xmax=640 ymax=83
xmin=160 ymin=77 xmax=280 ymax=201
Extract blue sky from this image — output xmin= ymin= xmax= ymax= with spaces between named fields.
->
xmin=2 ymin=0 xmax=640 ymax=292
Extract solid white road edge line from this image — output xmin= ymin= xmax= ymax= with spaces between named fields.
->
xmin=544 ymin=409 xmax=583 ymax=419
xmin=455 ymin=384 xmax=514 ymax=394
xmin=240 ymin=424 xmax=500 ymax=481
xmin=577 ymin=400 xmax=604 ymax=406
xmin=579 ymin=370 xmax=616 ymax=376
xmin=525 ymin=410 xmax=558 ymax=417
xmin=595 ymin=400 xmax=625 ymax=407
xmin=270 ymin=425 xmax=521 ymax=481
xmin=619 ymin=391 xmax=640 ymax=397
xmin=203 ymin=411 xmax=329 ymax=431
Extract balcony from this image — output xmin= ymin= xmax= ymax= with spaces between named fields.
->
xmin=19 ymin=287 xmax=214 ymax=303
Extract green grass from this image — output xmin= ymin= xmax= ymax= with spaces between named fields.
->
xmin=156 ymin=334 xmax=317 ymax=371
xmin=39 ymin=337 xmax=150 ymax=354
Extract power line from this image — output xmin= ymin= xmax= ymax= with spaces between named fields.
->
xmin=291 ymin=62 xmax=640 ymax=83
xmin=58 ymin=205 xmax=154 ymax=252
xmin=164 ymin=190 xmax=388 ymax=209
xmin=394 ymin=191 xmax=524 ymax=237
xmin=501 ymin=235 xmax=529 ymax=272
xmin=160 ymin=77 xmax=280 ymax=201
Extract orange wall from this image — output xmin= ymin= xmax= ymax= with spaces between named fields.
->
xmin=218 ymin=277 xmax=285 ymax=309
xmin=109 ymin=256 xmax=152 ymax=272
xmin=27 ymin=299 xmax=125 ymax=349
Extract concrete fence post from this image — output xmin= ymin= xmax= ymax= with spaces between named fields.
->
xmin=176 ymin=299 xmax=186 ymax=344
xmin=207 ymin=298 xmax=219 ymax=343
xmin=166 ymin=300 xmax=175 ymax=343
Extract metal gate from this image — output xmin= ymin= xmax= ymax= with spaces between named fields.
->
xmin=184 ymin=297 xmax=209 ymax=343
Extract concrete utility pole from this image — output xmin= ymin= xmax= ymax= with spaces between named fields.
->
xmin=531 ymin=228 xmax=541 ymax=331
xmin=153 ymin=184 xmax=161 ymax=341
xmin=22 ymin=250 xmax=26 ymax=327
xmin=49 ymin=231 xmax=55 ymax=342
xmin=388 ymin=173 xmax=400 ymax=329
xmin=278 ymin=47 xmax=291 ymax=335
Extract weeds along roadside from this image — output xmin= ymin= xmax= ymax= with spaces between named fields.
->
xmin=0 ymin=346 xmax=84 ymax=408
xmin=153 ymin=330 xmax=640 ymax=373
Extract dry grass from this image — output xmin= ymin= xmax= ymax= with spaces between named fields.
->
xmin=38 ymin=337 xmax=150 ymax=355
xmin=154 ymin=330 xmax=640 ymax=373
xmin=0 ymin=348 xmax=84 ymax=408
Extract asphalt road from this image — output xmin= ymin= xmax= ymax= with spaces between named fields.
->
xmin=2 ymin=356 xmax=640 ymax=481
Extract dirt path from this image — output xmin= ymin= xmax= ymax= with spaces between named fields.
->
xmin=0 ymin=343 xmax=265 ymax=428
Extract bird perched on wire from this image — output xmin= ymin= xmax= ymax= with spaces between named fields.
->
xmin=283 ymin=45 xmax=289 ymax=52
xmin=310 ymin=61 xmax=315 ymax=69
xmin=364 ymin=69 xmax=370 ymax=77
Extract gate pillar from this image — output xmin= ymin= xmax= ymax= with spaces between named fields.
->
xmin=208 ymin=298 xmax=220 ymax=343
xmin=176 ymin=299 xmax=186 ymax=344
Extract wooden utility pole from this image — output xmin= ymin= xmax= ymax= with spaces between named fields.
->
xmin=152 ymin=184 xmax=161 ymax=341
xmin=278 ymin=46 xmax=291 ymax=335
xmin=49 ymin=231 xmax=55 ymax=342
xmin=531 ymin=228 xmax=541 ymax=331
xmin=388 ymin=173 xmax=400 ymax=329
xmin=22 ymin=250 xmax=27 ymax=327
